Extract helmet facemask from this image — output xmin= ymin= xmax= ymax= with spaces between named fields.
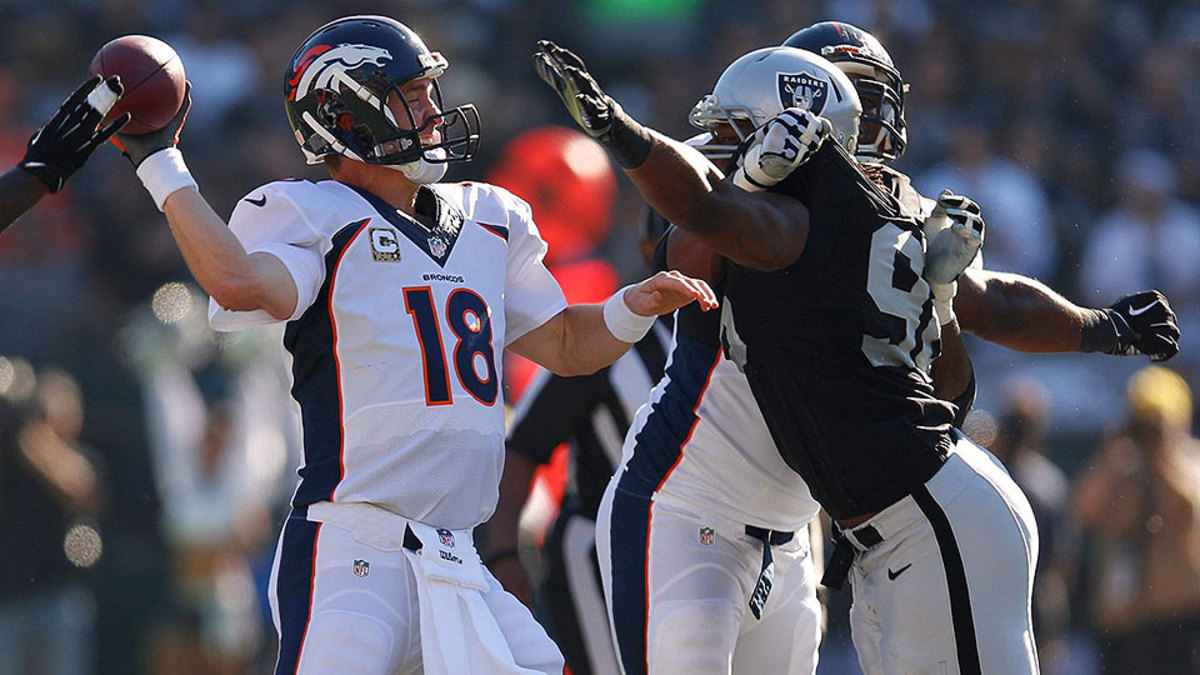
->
xmin=836 ymin=62 xmax=906 ymax=162
xmin=688 ymin=95 xmax=762 ymax=161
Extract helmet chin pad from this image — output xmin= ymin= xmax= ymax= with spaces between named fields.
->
xmin=389 ymin=149 xmax=449 ymax=184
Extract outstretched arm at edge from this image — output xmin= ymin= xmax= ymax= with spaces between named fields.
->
xmin=0 ymin=168 xmax=48 ymax=232
xmin=955 ymin=268 xmax=1095 ymax=353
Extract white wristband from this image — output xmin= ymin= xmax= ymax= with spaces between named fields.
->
xmin=931 ymin=281 xmax=957 ymax=326
xmin=136 ymin=148 xmax=197 ymax=211
xmin=603 ymin=284 xmax=657 ymax=343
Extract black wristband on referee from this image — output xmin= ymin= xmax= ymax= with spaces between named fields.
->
xmin=1079 ymin=308 xmax=1121 ymax=354
xmin=600 ymin=101 xmax=653 ymax=170
xmin=483 ymin=548 xmax=520 ymax=566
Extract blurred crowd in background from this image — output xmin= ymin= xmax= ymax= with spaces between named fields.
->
xmin=3 ymin=0 xmax=1200 ymax=673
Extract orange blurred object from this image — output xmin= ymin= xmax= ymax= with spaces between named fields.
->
xmin=488 ymin=125 xmax=617 ymax=264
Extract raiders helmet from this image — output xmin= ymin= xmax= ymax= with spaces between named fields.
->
xmin=784 ymin=21 xmax=907 ymax=161
xmin=284 ymin=15 xmax=480 ymax=173
xmin=689 ymin=46 xmax=861 ymax=161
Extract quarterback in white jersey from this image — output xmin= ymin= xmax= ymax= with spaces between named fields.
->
xmin=118 ymin=15 xmax=715 ymax=675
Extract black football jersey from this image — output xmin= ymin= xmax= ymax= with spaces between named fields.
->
xmin=721 ymin=141 xmax=955 ymax=521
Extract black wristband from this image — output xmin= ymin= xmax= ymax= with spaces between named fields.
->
xmin=1079 ymin=308 xmax=1119 ymax=354
xmin=483 ymin=548 xmax=520 ymax=567
xmin=601 ymin=102 xmax=653 ymax=170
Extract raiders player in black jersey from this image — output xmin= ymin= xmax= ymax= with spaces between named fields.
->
xmin=535 ymin=40 xmax=1040 ymax=673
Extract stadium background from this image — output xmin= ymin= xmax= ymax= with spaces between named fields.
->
xmin=1 ymin=0 xmax=1199 ymax=673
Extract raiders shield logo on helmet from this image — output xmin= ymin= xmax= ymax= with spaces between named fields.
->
xmin=778 ymin=72 xmax=828 ymax=116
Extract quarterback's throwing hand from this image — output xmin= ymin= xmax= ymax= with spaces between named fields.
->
xmin=627 ymin=270 xmax=719 ymax=316
xmin=732 ymin=107 xmax=832 ymax=192
xmin=533 ymin=40 xmax=614 ymax=138
xmin=21 ymin=75 xmax=130 ymax=193
xmin=924 ymin=190 xmax=985 ymax=285
xmin=1107 ymin=290 xmax=1180 ymax=362
xmin=114 ymin=83 xmax=192 ymax=167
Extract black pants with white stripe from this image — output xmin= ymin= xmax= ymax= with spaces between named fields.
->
xmin=847 ymin=435 xmax=1040 ymax=675
xmin=540 ymin=500 xmax=621 ymax=675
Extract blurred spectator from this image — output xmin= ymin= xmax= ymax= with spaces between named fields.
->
xmin=918 ymin=119 xmax=1057 ymax=281
xmin=123 ymin=285 xmax=295 ymax=674
xmin=1077 ymin=149 xmax=1200 ymax=375
xmin=988 ymin=377 xmax=1079 ymax=675
xmin=0 ymin=360 xmax=103 ymax=675
xmin=1074 ymin=366 xmax=1200 ymax=674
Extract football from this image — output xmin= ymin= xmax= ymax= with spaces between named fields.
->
xmin=88 ymin=35 xmax=186 ymax=135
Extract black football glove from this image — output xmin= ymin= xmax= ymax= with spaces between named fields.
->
xmin=532 ymin=40 xmax=652 ymax=168
xmin=533 ymin=40 xmax=614 ymax=138
xmin=114 ymin=83 xmax=191 ymax=167
xmin=1081 ymin=290 xmax=1180 ymax=361
xmin=20 ymin=75 xmax=130 ymax=193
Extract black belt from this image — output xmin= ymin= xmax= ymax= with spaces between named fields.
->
xmin=403 ymin=524 xmax=423 ymax=552
xmin=745 ymin=525 xmax=795 ymax=620
xmin=820 ymin=523 xmax=884 ymax=590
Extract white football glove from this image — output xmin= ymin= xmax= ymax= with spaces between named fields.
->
xmin=731 ymin=107 xmax=832 ymax=192
xmin=923 ymin=190 xmax=985 ymax=325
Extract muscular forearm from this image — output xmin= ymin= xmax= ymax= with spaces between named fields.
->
xmin=0 ymin=167 xmax=49 ymax=232
xmin=955 ymin=269 xmax=1088 ymax=352
xmin=626 ymin=133 xmax=805 ymax=271
xmin=511 ymin=305 xmax=631 ymax=377
xmin=163 ymin=187 xmax=297 ymax=319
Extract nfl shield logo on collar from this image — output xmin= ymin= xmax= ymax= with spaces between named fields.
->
xmin=428 ymin=236 xmax=447 ymax=258
xmin=778 ymin=72 xmax=828 ymax=116
xmin=699 ymin=527 xmax=716 ymax=546
xmin=437 ymin=529 xmax=455 ymax=547
xmin=352 ymin=559 xmax=370 ymax=578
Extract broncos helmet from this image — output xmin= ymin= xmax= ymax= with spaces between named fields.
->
xmin=784 ymin=21 xmax=907 ymax=161
xmin=689 ymin=46 xmax=861 ymax=160
xmin=284 ymin=15 xmax=480 ymax=173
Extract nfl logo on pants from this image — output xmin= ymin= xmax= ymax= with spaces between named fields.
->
xmin=352 ymin=559 xmax=370 ymax=578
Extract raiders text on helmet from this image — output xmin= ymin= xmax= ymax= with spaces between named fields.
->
xmin=284 ymin=15 xmax=480 ymax=172
xmin=784 ymin=21 xmax=907 ymax=161
xmin=689 ymin=46 xmax=862 ymax=160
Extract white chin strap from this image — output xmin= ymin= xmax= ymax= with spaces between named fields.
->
xmin=389 ymin=148 xmax=448 ymax=184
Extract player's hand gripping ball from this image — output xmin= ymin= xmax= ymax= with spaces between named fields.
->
xmin=88 ymin=35 xmax=186 ymax=135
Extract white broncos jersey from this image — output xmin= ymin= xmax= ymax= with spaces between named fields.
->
xmin=210 ymin=179 xmax=566 ymax=529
